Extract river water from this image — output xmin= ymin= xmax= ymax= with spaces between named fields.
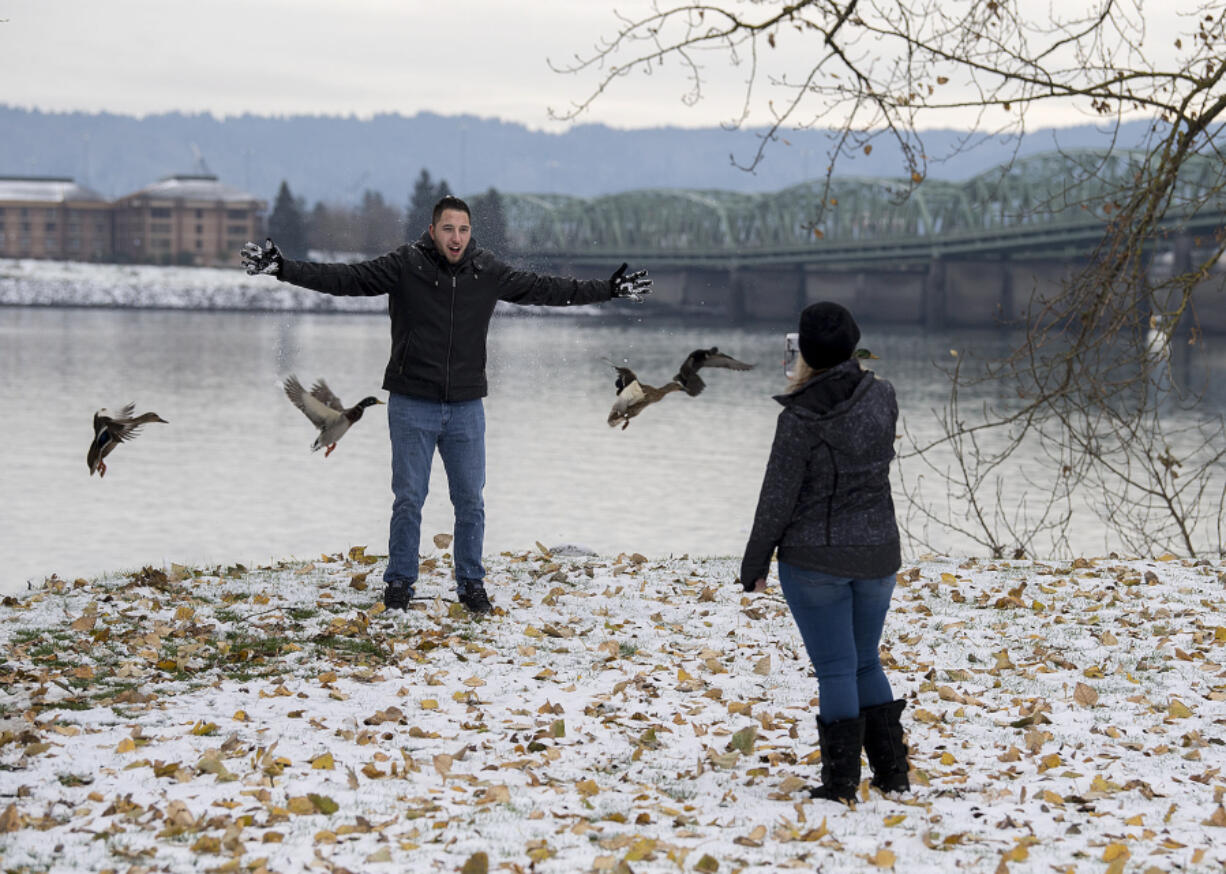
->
xmin=2 ymin=305 xmax=1223 ymax=594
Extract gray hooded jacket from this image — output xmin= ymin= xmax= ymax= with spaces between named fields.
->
xmin=740 ymin=358 xmax=901 ymax=587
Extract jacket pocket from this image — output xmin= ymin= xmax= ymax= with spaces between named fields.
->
xmin=393 ymin=328 xmax=417 ymax=375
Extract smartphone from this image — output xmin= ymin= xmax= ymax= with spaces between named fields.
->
xmin=784 ymin=332 xmax=800 ymax=380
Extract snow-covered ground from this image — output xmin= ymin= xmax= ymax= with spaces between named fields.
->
xmin=0 ymin=546 xmax=1223 ymax=872
xmin=0 ymin=258 xmax=386 ymax=312
xmin=0 ymin=258 xmax=607 ymax=315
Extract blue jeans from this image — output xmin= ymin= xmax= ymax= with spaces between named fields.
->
xmin=384 ymin=394 xmax=486 ymax=589
xmin=778 ymin=562 xmax=896 ymax=723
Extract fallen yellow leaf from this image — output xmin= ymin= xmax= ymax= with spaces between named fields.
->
xmin=869 ymin=847 xmax=896 ymax=868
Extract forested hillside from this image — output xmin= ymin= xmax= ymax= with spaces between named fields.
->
xmin=0 ymin=105 xmax=1148 ymax=206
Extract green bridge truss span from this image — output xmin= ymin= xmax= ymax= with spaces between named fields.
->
xmin=501 ymin=150 xmax=1226 ymax=267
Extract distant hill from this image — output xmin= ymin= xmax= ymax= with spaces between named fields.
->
xmin=0 ymin=105 xmax=1155 ymax=207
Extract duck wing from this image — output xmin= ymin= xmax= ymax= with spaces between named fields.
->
xmin=675 ymin=347 xmax=755 ymax=396
xmin=309 ymin=379 xmax=346 ymax=412
xmin=284 ymin=375 xmax=343 ymax=429
xmin=608 ymin=376 xmax=647 ymax=425
xmin=610 ymin=364 xmax=639 ymax=395
xmin=97 ymin=404 xmax=166 ymax=443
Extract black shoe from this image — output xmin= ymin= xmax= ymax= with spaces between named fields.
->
xmin=809 ymin=715 xmax=865 ymax=803
xmin=383 ymin=582 xmax=414 ymax=611
xmin=458 ymin=579 xmax=492 ymax=614
xmin=862 ymin=699 xmax=911 ymax=793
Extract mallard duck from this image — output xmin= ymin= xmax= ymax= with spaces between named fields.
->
xmin=87 ymin=405 xmax=168 ymax=477
xmin=673 ymin=347 xmax=755 ymax=396
xmin=283 ymin=375 xmax=384 ymax=457
xmin=606 ymin=347 xmax=755 ymax=429
xmin=606 ymin=364 xmax=683 ymax=430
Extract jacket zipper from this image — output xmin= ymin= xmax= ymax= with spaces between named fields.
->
xmin=444 ymin=273 xmax=456 ymax=401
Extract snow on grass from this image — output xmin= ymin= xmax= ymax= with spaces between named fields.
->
xmin=0 ymin=547 xmax=1223 ymax=873
xmin=0 ymin=257 xmax=605 ymax=316
xmin=0 ymin=257 xmax=385 ymax=313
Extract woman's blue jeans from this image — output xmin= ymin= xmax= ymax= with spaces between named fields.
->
xmin=383 ymin=394 xmax=486 ymax=588
xmin=778 ymin=562 xmax=896 ymax=723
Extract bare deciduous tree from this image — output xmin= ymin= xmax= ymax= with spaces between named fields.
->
xmin=558 ymin=1 xmax=1226 ymax=557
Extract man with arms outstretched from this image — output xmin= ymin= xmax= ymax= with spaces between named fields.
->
xmin=242 ymin=196 xmax=651 ymax=613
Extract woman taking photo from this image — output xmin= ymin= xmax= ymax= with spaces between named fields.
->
xmin=740 ymin=301 xmax=910 ymax=803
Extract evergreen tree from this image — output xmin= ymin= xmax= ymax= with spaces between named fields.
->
xmin=469 ymin=187 xmax=508 ymax=256
xmin=306 ymin=201 xmax=362 ymax=258
xmin=267 ymin=181 xmax=308 ymax=259
xmin=357 ymin=189 xmax=402 ymax=256
xmin=404 ymin=169 xmax=451 ymax=241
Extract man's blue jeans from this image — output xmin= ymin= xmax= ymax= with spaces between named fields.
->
xmin=778 ymin=562 xmax=896 ymax=723
xmin=384 ymin=394 xmax=486 ymax=589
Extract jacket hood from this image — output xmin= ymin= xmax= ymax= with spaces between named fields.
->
xmin=775 ymin=359 xmax=896 ymax=456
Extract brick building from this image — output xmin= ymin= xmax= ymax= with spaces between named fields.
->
xmin=112 ymin=174 xmax=265 ymax=267
xmin=0 ymin=177 xmax=113 ymax=261
xmin=0 ymin=173 xmax=265 ymax=267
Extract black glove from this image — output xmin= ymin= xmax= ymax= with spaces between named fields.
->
xmin=609 ymin=263 xmax=652 ymax=302
xmin=240 ymin=238 xmax=284 ymax=276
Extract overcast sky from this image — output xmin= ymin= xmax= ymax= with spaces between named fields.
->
xmin=0 ymin=0 xmax=1183 ymax=132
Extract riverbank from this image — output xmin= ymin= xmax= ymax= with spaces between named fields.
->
xmin=0 ymin=548 xmax=1223 ymax=872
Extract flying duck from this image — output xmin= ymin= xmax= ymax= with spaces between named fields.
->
xmin=283 ymin=375 xmax=384 ymax=457
xmin=673 ymin=347 xmax=756 ymax=396
xmin=606 ymin=347 xmax=755 ymax=429
xmin=87 ymin=405 xmax=168 ymax=477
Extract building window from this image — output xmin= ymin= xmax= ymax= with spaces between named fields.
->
xmin=45 ymin=222 xmax=56 ymax=233
xmin=196 ymin=239 xmax=203 ymax=250
xmin=226 ymin=224 xmax=248 ymax=236
xmin=69 ymin=237 xmax=81 ymax=251
xmin=226 ymin=209 xmax=248 ymax=220
xmin=196 ymin=209 xmax=204 ymax=219
xmin=151 ymin=222 xmax=171 ymax=234
xmin=151 ymin=207 xmax=172 ymax=218
xmin=195 ymin=224 xmax=203 ymax=234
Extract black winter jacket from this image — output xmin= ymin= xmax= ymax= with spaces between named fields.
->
xmin=278 ymin=234 xmax=612 ymax=401
xmin=740 ymin=359 xmax=901 ymax=588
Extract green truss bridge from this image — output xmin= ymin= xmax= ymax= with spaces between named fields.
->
xmin=500 ymin=150 xmax=1226 ymax=328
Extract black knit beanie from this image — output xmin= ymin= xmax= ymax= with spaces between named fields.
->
xmin=798 ymin=301 xmax=860 ymax=370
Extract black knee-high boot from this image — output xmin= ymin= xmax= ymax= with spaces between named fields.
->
xmin=862 ymin=699 xmax=910 ymax=792
xmin=809 ymin=715 xmax=865 ymax=803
